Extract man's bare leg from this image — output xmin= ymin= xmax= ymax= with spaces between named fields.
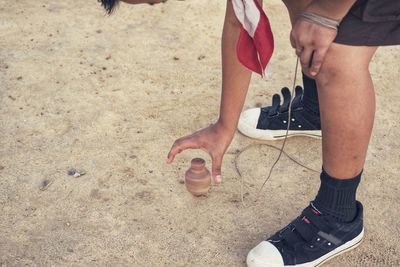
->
xmin=247 ymin=2 xmax=379 ymax=265
xmin=316 ymin=44 xmax=377 ymax=178
xmin=247 ymin=44 xmax=377 ymax=266
xmin=281 ymin=0 xmax=377 ymax=177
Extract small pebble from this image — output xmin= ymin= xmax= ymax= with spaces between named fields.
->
xmin=39 ymin=179 xmax=52 ymax=191
xmin=67 ymin=168 xmax=86 ymax=177
xmin=74 ymin=169 xmax=86 ymax=178
xmin=67 ymin=168 xmax=76 ymax=176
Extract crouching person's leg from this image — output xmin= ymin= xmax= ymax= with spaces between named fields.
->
xmin=317 ymin=44 xmax=377 ymax=179
xmin=247 ymin=43 xmax=377 ymax=267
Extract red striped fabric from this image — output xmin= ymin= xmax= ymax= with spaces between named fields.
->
xmin=232 ymin=0 xmax=274 ymax=77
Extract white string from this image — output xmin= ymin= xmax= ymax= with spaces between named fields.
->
xmin=255 ymin=57 xmax=300 ymax=200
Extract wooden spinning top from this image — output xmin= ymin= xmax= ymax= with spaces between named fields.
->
xmin=185 ymin=158 xmax=211 ymax=196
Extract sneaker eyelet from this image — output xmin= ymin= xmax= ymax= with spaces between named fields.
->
xmin=309 ymin=245 xmax=314 ymax=248
xmin=316 ymin=238 xmax=321 ymax=242
xmin=283 ymin=120 xmax=287 ymax=124
xmin=328 ymin=242 xmax=331 ymax=246
xmin=298 ymin=125 xmax=302 ymax=128
xmin=291 ymin=118 xmax=295 ymax=122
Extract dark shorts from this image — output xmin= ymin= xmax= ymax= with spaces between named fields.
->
xmin=334 ymin=0 xmax=400 ymax=46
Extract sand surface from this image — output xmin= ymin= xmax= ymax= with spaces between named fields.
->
xmin=1 ymin=0 xmax=400 ymax=266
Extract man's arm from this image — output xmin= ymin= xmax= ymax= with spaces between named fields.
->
xmin=217 ymin=0 xmax=256 ymax=132
xmin=167 ymin=0 xmax=261 ymax=182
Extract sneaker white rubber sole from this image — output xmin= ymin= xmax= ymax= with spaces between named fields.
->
xmin=238 ymin=118 xmax=322 ymax=141
xmin=247 ymin=228 xmax=364 ymax=267
xmin=238 ymin=108 xmax=321 ymax=141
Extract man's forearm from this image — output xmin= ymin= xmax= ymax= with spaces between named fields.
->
xmin=218 ymin=0 xmax=253 ymax=133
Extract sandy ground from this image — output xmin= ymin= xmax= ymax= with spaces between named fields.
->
xmin=1 ymin=0 xmax=400 ymax=266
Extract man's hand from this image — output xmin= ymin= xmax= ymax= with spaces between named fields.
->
xmin=290 ymin=19 xmax=337 ymax=77
xmin=167 ymin=122 xmax=235 ymax=184
xmin=290 ymin=0 xmax=358 ymax=77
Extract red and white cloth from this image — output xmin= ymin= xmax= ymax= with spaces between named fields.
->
xmin=232 ymin=0 xmax=274 ymax=77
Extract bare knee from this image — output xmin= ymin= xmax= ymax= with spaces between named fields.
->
xmin=315 ymin=62 xmax=342 ymax=90
xmin=315 ymin=44 xmax=376 ymax=90
xmin=316 ymin=62 xmax=370 ymax=92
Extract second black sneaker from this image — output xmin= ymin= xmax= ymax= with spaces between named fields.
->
xmin=246 ymin=202 xmax=364 ymax=267
xmin=238 ymin=86 xmax=321 ymax=140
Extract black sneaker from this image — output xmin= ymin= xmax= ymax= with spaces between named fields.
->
xmin=238 ymin=86 xmax=321 ymax=140
xmin=247 ymin=202 xmax=364 ymax=267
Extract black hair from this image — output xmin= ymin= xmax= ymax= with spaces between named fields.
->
xmin=98 ymin=0 xmax=120 ymax=14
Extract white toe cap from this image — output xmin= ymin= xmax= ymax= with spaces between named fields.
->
xmin=247 ymin=241 xmax=284 ymax=267
xmin=239 ymin=108 xmax=261 ymax=129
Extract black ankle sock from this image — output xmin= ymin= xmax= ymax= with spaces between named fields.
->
xmin=313 ymin=169 xmax=361 ymax=223
xmin=302 ymin=73 xmax=320 ymax=116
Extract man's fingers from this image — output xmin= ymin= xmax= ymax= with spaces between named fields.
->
xmin=211 ymin=154 xmax=223 ymax=184
xmin=166 ymin=138 xmax=199 ymax=163
xmin=310 ymin=49 xmax=327 ymax=76
xmin=299 ymin=47 xmax=314 ymax=71
xmin=290 ymin=18 xmax=337 ymax=77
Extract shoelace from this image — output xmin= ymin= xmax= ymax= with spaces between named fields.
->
xmin=256 ymin=57 xmax=300 ymax=198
